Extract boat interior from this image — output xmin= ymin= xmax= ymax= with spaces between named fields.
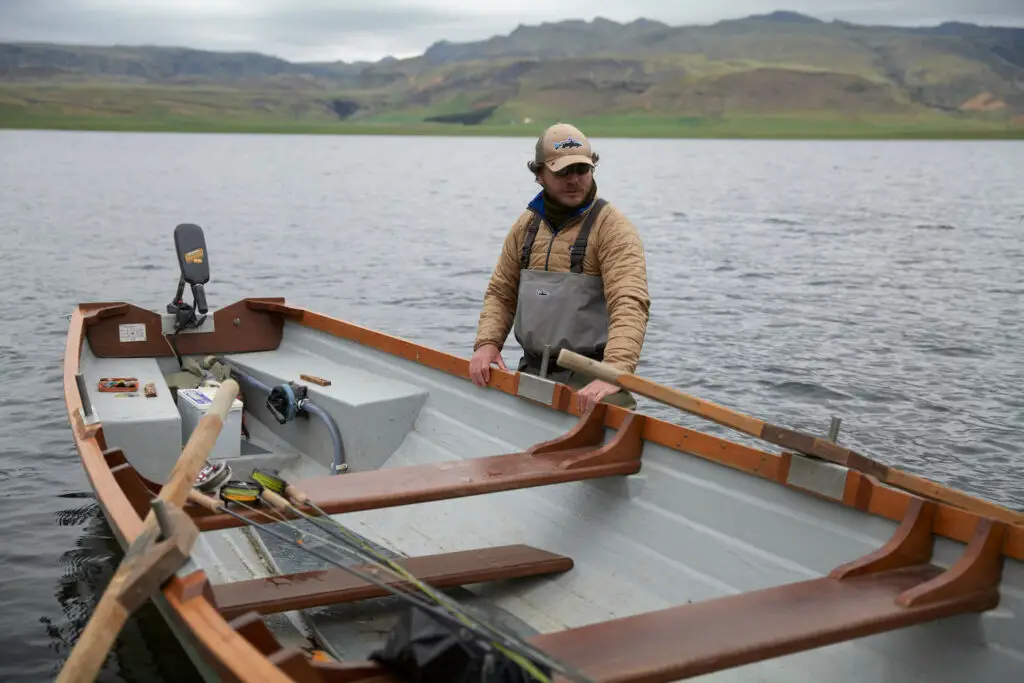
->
xmin=66 ymin=225 xmax=1024 ymax=683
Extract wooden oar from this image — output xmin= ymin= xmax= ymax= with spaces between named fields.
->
xmin=57 ymin=379 xmax=241 ymax=683
xmin=557 ymin=349 xmax=1023 ymax=526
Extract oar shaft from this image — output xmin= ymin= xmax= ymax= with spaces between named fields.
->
xmin=557 ymin=350 xmax=1024 ymax=526
xmin=57 ymin=380 xmax=239 ymax=683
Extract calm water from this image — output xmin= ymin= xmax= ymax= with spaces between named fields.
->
xmin=0 ymin=130 xmax=1021 ymax=681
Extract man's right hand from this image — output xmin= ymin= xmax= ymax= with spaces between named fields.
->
xmin=469 ymin=344 xmax=508 ymax=387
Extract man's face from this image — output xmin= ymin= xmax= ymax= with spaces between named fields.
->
xmin=540 ymin=163 xmax=593 ymax=207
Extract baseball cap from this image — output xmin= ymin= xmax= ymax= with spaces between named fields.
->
xmin=533 ymin=123 xmax=594 ymax=172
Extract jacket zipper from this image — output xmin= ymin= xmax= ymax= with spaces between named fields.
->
xmin=543 ymin=214 xmax=586 ymax=271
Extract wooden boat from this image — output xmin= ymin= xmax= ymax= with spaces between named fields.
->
xmin=61 ymin=225 xmax=1023 ymax=683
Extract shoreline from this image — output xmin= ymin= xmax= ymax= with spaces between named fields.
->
xmin=3 ymin=119 xmax=1023 ymax=140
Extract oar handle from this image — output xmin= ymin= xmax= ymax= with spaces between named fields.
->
xmin=187 ymin=488 xmax=223 ymax=513
xmin=556 ymin=349 xmax=765 ymax=435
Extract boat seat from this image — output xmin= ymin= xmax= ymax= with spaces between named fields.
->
xmin=80 ymin=350 xmax=183 ymax=484
xmin=222 ymin=349 xmax=429 ymax=471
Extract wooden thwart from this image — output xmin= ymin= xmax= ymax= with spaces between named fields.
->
xmin=190 ymin=406 xmax=645 ymax=532
xmin=325 ymin=497 xmax=1006 ymax=683
xmin=211 ymin=544 xmax=574 ymax=620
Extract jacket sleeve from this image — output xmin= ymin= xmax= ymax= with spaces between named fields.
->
xmin=595 ymin=212 xmax=650 ymax=373
xmin=474 ymin=216 xmax=526 ymax=351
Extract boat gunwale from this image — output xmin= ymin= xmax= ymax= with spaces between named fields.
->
xmin=61 ymin=297 xmax=1024 ymax=682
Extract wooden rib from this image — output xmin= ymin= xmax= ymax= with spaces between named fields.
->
xmin=528 ymin=404 xmax=608 ymax=454
xmin=268 ymin=648 xmax=321 ymax=683
xmin=212 ymin=544 xmax=573 ymax=620
xmin=310 ymin=660 xmax=398 ymax=683
xmin=829 ymin=498 xmax=936 ymax=579
xmin=110 ymin=463 xmax=154 ymax=520
xmin=85 ymin=297 xmax=286 ymax=358
xmin=227 ymin=611 xmax=282 ymax=656
xmin=191 ymin=449 xmax=641 ymax=532
xmin=897 ymin=518 xmax=1006 ymax=608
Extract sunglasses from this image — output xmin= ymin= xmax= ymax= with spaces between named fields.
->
xmin=553 ymin=163 xmax=593 ymax=178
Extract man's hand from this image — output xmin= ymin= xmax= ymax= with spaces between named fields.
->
xmin=469 ymin=344 xmax=508 ymax=387
xmin=575 ymin=379 xmax=620 ymax=414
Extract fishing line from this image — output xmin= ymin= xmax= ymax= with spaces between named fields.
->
xmin=208 ymin=493 xmax=562 ymax=681
xmin=245 ymin=470 xmax=591 ymax=683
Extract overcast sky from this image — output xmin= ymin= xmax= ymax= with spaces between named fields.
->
xmin=1 ymin=0 xmax=1022 ymax=63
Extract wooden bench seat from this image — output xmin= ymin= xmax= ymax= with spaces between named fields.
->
xmin=211 ymin=544 xmax=574 ymax=620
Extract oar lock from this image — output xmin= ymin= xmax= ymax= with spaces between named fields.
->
xmin=266 ymin=381 xmax=310 ymax=425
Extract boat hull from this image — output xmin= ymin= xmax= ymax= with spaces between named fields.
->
xmin=62 ymin=298 xmax=1024 ymax=683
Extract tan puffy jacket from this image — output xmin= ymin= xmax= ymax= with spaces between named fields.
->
xmin=474 ymin=198 xmax=650 ymax=373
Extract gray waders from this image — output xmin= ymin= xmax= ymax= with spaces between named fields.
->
xmin=512 ymin=198 xmax=636 ymax=410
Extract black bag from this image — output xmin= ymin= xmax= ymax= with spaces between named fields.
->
xmin=369 ymin=606 xmax=550 ymax=683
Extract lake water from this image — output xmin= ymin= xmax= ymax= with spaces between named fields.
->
xmin=0 ymin=130 xmax=1021 ymax=682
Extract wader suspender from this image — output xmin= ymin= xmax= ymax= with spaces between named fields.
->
xmin=519 ymin=198 xmax=608 ymax=272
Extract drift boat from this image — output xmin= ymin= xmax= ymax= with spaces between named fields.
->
xmin=61 ymin=225 xmax=1023 ymax=683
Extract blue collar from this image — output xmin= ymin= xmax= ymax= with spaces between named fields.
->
xmin=527 ymin=191 xmax=595 ymax=225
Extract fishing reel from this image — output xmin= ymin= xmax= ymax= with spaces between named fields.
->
xmin=266 ymin=381 xmax=309 ymax=425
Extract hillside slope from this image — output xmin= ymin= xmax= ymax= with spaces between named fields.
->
xmin=1 ymin=11 xmax=1022 ymax=136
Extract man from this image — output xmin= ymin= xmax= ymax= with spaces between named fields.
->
xmin=469 ymin=122 xmax=650 ymax=413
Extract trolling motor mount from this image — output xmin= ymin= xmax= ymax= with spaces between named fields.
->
xmin=167 ymin=223 xmax=211 ymax=333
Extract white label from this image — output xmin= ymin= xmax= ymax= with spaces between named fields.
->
xmin=118 ymin=323 xmax=147 ymax=343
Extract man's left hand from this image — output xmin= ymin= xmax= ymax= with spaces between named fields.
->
xmin=575 ymin=379 xmax=620 ymax=414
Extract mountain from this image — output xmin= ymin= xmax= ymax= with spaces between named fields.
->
xmin=1 ymin=11 xmax=1022 ymax=136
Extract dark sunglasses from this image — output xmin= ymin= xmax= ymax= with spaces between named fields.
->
xmin=553 ymin=163 xmax=593 ymax=178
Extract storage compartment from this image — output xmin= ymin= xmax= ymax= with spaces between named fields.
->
xmin=178 ymin=386 xmax=244 ymax=460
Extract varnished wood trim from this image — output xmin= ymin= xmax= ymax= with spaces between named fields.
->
xmin=829 ymin=499 xmax=936 ymax=579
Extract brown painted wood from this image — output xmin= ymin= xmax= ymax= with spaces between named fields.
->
xmin=320 ymin=564 xmax=999 ymax=683
xmin=85 ymin=298 xmax=286 ymax=358
xmin=268 ymin=648 xmax=321 ymax=683
xmin=193 ymin=407 xmax=644 ymax=531
xmin=830 ymin=498 xmax=936 ymax=579
xmin=228 ymin=612 xmax=282 ymax=656
xmin=310 ymin=660 xmax=398 ymax=683
xmin=528 ymin=404 xmax=608 ymax=454
xmin=110 ymin=463 xmax=153 ymax=521
xmin=897 ymin=518 xmax=1007 ymax=608
xmin=212 ymin=544 xmax=573 ymax=619
xmin=192 ymin=447 xmax=641 ymax=532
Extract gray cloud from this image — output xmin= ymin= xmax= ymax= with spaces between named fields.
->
xmin=0 ymin=0 xmax=1021 ymax=62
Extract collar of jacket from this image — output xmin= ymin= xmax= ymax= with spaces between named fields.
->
xmin=527 ymin=188 xmax=597 ymax=232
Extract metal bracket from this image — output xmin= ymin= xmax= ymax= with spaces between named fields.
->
xmin=517 ymin=373 xmax=557 ymax=407
xmin=161 ymin=312 xmax=216 ymax=336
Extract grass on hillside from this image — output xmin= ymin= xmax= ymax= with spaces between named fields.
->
xmin=1 ymin=84 xmax=1021 ymax=140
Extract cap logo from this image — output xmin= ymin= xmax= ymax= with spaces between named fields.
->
xmin=553 ymin=137 xmax=583 ymax=150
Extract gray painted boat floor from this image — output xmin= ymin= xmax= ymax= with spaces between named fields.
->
xmin=84 ymin=317 xmax=1024 ymax=682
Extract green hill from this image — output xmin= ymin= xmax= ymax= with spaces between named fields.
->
xmin=1 ymin=11 xmax=1022 ymax=138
